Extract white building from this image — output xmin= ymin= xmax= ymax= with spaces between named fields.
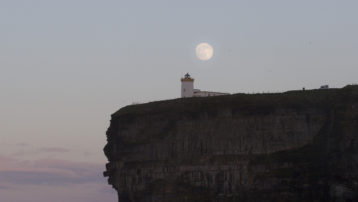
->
xmin=180 ymin=73 xmax=229 ymax=98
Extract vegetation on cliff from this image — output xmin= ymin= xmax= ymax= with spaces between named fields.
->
xmin=105 ymin=85 xmax=358 ymax=202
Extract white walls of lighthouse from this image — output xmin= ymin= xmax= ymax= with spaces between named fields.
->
xmin=181 ymin=81 xmax=194 ymax=98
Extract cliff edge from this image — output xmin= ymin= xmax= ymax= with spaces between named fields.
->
xmin=104 ymin=86 xmax=358 ymax=202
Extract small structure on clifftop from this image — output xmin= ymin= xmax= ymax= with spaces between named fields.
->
xmin=180 ymin=73 xmax=229 ymax=98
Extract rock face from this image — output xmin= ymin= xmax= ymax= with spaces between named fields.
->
xmin=104 ymin=86 xmax=358 ymax=202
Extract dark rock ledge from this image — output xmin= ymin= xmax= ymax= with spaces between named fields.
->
xmin=104 ymin=86 xmax=358 ymax=202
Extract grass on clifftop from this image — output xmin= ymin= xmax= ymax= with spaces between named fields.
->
xmin=113 ymin=85 xmax=358 ymax=117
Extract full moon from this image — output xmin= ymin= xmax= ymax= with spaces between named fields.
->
xmin=196 ymin=42 xmax=214 ymax=61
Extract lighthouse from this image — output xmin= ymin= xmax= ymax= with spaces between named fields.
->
xmin=180 ymin=73 xmax=230 ymax=98
xmin=181 ymin=73 xmax=194 ymax=98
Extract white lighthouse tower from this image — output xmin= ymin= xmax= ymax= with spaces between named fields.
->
xmin=181 ymin=73 xmax=194 ymax=98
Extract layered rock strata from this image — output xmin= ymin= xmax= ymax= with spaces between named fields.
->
xmin=104 ymin=86 xmax=358 ymax=202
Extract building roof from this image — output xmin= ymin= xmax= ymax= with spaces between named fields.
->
xmin=181 ymin=73 xmax=194 ymax=82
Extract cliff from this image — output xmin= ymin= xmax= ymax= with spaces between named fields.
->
xmin=104 ymin=86 xmax=358 ymax=202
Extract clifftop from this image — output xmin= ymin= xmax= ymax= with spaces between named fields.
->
xmin=104 ymin=85 xmax=358 ymax=202
xmin=113 ymin=87 xmax=345 ymax=116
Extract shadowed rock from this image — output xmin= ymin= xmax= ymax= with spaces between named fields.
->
xmin=104 ymin=86 xmax=358 ymax=202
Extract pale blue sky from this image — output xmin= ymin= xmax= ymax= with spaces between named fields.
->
xmin=1 ymin=1 xmax=358 ymax=201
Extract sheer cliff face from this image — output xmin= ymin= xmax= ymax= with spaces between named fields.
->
xmin=104 ymin=87 xmax=358 ymax=202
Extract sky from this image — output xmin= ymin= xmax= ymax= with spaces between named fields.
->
xmin=1 ymin=0 xmax=358 ymax=201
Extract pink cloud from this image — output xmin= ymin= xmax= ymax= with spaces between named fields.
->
xmin=0 ymin=155 xmax=104 ymax=184
xmin=37 ymin=147 xmax=69 ymax=153
xmin=0 ymin=155 xmax=116 ymax=202
xmin=0 ymin=184 xmax=13 ymax=190
xmin=12 ymin=146 xmax=70 ymax=157
xmin=0 ymin=183 xmax=116 ymax=202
